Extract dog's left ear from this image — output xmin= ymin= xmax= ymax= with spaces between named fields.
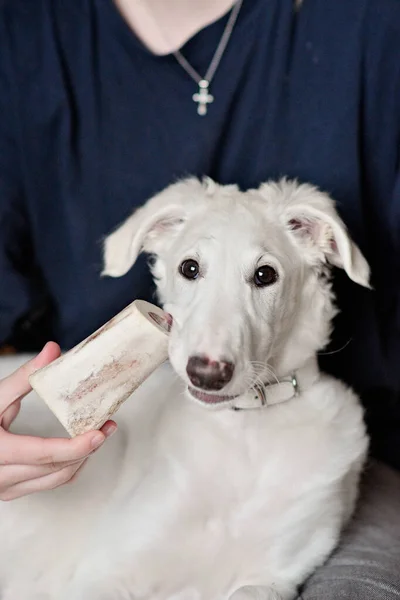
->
xmin=259 ymin=180 xmax=371 ymax=288
xmin=102 ymin=178 xmax=206 ymax=277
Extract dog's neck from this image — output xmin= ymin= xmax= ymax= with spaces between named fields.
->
xmin=231 ymin=356 xmax=319 ymax=411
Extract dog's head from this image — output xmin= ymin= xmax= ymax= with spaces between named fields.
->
xmin=102 ymin=178 xmax=370 ymax=408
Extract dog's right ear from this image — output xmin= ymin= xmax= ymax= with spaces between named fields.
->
xmin=102 ymin=178 xmax=206 ymax=278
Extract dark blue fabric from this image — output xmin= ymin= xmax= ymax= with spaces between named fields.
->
xmin=0 ymin=0 xmax=399 ymax=467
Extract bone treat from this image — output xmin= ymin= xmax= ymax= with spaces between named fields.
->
xmin=29 ymin=300 xmax=171 ymax=436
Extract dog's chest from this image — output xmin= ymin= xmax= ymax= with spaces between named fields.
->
xmin=110 ymin=405 xmax=336 ymax=597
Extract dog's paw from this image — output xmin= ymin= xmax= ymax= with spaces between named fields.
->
xmin=230 ymin=586 xmax=288 ymax=600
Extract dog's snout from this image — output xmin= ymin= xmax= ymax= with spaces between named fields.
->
xmin=186 ymin=356 xmax=234 ymax=391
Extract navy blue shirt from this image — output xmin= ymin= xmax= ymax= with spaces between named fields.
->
xmin=0 ymin=0 xmax=399 ymax=468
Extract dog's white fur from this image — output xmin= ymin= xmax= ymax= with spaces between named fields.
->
xmin=0 ymin=179 xmax=369 ymax=600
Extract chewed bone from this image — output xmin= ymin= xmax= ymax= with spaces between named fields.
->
xmin=29 ymin=300 xmax=171 ymax=436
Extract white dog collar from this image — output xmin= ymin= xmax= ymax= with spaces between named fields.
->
xmin=231 ymin=357 xmax=319 ymax=411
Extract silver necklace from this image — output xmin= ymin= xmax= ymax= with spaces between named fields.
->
xmin=172 ymin=0 xmax=244 ymax=116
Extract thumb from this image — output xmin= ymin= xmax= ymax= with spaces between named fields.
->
xmin=0 ymin=342 xmax=61 ymax=414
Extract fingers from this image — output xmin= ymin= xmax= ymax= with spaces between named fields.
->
xmin=0 ymin=420 xmax=117 ymax=466
xmin=0 ymin=342 xmax=61 ymax=412
xmin=0 ymin=460 xmax=86 ymax=502
xmin=0 ymin=421 xmax=116 ymax=501
xmin=1 ymin=400 xmax=21 ymax=430
xmin=0 ymin=458 xmax=85 ymax=490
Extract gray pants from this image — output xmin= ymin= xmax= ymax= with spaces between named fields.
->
xmin=298 ymin=461 xmax=400 ymax=599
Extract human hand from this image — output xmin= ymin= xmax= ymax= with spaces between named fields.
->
xmin=0 ymin=342 xmax=116 ymax=501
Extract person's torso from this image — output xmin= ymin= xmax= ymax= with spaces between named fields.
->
xmin=3 ymin=0 xmax=400 ymax=464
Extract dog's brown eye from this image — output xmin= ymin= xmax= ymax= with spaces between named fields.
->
xmin=254 ymin=265 xmax=278 ymax=287
xmin=180 ymin=259 xmax=200 ymax=280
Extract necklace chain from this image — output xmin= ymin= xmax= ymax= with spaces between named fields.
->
xmin=172 ymin=0 xmax=244 ymax=115
xmin=173 ymin=0 xmax=243 ymax=85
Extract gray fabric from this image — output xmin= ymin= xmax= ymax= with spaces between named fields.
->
xmin=298 ymin=461 xmax=400 ymax=599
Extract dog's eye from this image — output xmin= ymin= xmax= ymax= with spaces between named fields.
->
xmin=179 ymin=259 xmax=200 ymax=280
xmin=253 ymin=265 xmax=278 ymax=287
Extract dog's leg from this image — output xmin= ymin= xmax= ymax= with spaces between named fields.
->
xmin=61 ymin=586 xmax=133 ymax=600
xmin=229 ymin=585 xmax=295 ymax=600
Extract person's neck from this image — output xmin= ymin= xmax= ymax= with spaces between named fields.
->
xmin=113 ymin=0 xmax=237 ymax=55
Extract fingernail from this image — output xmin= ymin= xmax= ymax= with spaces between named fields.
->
xmin=91 ymin=433 xmax=105 ymax=449
xmin=104 ymin=424 xmax=117 ymax=438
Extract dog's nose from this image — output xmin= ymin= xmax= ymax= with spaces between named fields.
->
xmin=186 ymin=356 xmax=234 ymax=391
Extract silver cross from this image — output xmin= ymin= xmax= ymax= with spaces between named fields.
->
xmin=192 ymin=79 xmax=214 ymax=116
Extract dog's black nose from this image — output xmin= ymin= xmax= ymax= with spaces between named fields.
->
xmin=186 ymin=356 xmax=234 ymax=391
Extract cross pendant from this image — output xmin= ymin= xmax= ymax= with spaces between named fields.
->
xmin=192 ymin=79 xmax=214 ymax=116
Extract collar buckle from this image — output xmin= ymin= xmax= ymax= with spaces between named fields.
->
xmin=291 ymin=373 xmax=299 ymax=396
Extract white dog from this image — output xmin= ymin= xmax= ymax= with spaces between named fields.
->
xmin=0 ymin=178 xmax=370 ymax=600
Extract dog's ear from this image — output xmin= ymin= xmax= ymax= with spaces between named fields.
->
xmin=102 ymin=178 xmax=205 ymax=278
xmin=259 ymin=180 xmax=371 ymax=288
